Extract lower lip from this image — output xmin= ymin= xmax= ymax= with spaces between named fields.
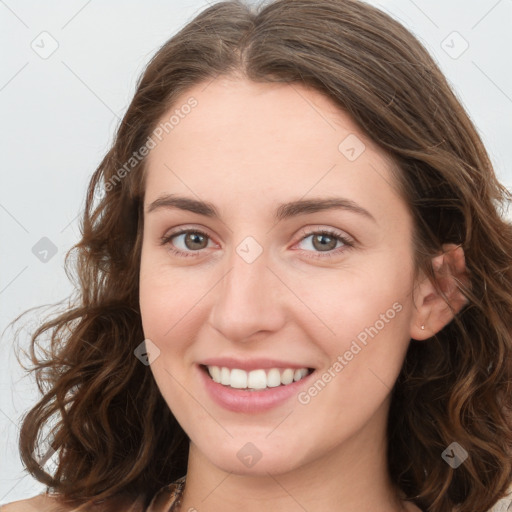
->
xmin=198 ymin=365 xmax=314 ymax=413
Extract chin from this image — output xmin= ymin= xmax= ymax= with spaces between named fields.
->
xmin=199 ymin=441 xmax=309 ymax=477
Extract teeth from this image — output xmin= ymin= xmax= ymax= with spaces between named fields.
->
xmin=293 ymin=368 xmax=304 ymax=381
xmin=247 ymin=369 xmax=267 ymax=390
xmin=210 ymin=366 xmax=221 ymax=383
xmin=267 ymin=368 xmax=281 ymax=388
xmin=220 ymin=367 xmax=230 ymax=385
xmin=230 ymin=369 xmax=247 ymax=389
xmin=281 ymin=368 xmax=294 ymax=385
xmin=206 ymin=365 xmax=310 ymax=390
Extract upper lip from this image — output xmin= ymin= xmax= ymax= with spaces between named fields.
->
xmin=199 ymin=357 xmax=314 ymax=372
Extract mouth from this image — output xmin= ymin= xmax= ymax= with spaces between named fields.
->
xmin=200 ymin=364 xmax=315 ymax=392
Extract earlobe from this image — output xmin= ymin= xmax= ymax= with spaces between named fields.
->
xmin=410 ymin=243 xmax=470 ymax=340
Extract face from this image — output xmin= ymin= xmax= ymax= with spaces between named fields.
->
xmin=139 ymin=76 xmax=420 ymax=477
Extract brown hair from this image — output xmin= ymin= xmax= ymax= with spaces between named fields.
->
xmin=10 ymin=0 xmax=512 ymax=510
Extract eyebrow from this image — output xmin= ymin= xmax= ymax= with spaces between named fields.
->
xmin=146 ymin=194 xmax=376 ymax=223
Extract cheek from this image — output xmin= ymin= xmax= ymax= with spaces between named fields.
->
xmin=139 ymin=253 xmax=214 ymax=388
xmin=139 ymin=260 xmax=198 ymax=411
xmin=295 ymin=259 xmax=415 ymax=403
xmin=139 ymin=276 xmax=197 ymax=355
xmin=297 ymin=255 xmax=414 ymax=345
xmin=139 ymin=244 xmax=198 ymax=341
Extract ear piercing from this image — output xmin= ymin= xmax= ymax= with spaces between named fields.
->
xmin=421 ymin=325 xmax=425 ymax=330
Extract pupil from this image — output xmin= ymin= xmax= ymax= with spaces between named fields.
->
xmin=315 ymin=234 xmax=335 ymax=251
xmin=188 ymin=233 xmax=205 ymax=249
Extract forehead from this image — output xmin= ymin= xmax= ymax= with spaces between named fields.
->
xmin=148 ymin=75 xmax=385 ymax=162
xmin=144 ymin=76 xmax=405 ymax=221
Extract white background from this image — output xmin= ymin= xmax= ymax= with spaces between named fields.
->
xmin=1 ymin=0 xmax=511 ymax=503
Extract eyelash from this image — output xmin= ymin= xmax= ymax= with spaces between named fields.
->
xmin=160 ymin=227 xmax=354 ymax=260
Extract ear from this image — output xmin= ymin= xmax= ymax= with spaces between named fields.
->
xmin=410 ymin=243 xmax=470 ymax=341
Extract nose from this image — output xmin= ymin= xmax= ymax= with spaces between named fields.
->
xmin=208 ymin=242 xmax=286 ymax=343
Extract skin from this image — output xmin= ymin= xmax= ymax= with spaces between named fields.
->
xmin=134 ymin=75 xmax=467 ymax=512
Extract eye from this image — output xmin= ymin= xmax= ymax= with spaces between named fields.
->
xmin=295 ymin=227 xmax=354 ymax=260
xmin=160 ymin=228 xmax=213 ymax=258
xmin=160 ymin=227 xmax=354 ymax=259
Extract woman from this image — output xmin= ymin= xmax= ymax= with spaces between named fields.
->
xmin=4 ymin=0 xmax=512 ymax=511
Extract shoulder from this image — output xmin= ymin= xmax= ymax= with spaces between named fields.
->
xmin=1 ymin=492 xmax=145 ymax=512
xmin=1 ymin=493 xmax=67 ymax=511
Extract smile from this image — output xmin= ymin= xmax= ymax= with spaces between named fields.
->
xmin=203 ymin=365 xmax=313 ymax=391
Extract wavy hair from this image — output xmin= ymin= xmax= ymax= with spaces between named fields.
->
xmin=9 ymin=0 xmax=512 ymax=510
